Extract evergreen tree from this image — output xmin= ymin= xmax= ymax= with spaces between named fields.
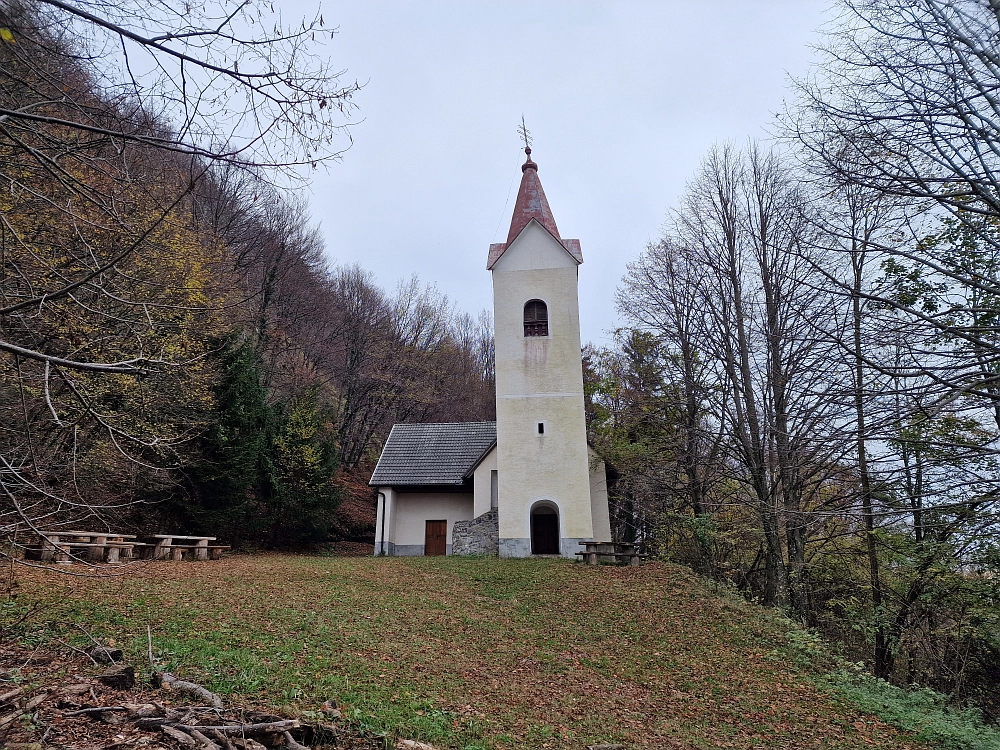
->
xmin=188 ymin=337 xmax=278 ymax=542
xmin=268 ymin=387 xmax=341 ymax=546
xmin=188 ymin=337 xmax=341 ymax=547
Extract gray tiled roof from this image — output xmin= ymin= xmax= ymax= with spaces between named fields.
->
xmin=369 ymin=422 xmax=497 ymax=487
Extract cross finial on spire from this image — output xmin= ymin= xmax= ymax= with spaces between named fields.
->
xmin=517 ymin=115 xmax=532 ymax=156
xmin=517 ymin=116 xmax=537 ymax=172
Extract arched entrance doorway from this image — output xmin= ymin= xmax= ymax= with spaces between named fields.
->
xmin=530 ymin=503 xmax=560 ymax=555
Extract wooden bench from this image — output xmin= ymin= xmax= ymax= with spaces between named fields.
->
xmin=145 ymin=544 xmax=231 ymax=561
xmin=25 ymin=542 xmax=104 ymax=565
xmin=102 ymin=541 xmax=136 ymax=563
xmin=27 ymin=532 xmax=137 ymax=564
xmin=26 ymin=531 xmax=226 ymax=564
xmin=575 ymin=552 xmax=646 ymax=566
xmin=169 ymin=544 xmax=199 ymax=561
xmin=140 ymin=535 xmax=221 ymax=561
xmin=131 ymin=542 xmax=203 ymax=561
xmin=576 ymin=541 xmax=646 ymax=566
xmin=130 ymin=542 xmax=158 ymax=560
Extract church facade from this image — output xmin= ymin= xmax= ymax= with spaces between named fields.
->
xmin=369 ymin=148 xmax=612 ymax=558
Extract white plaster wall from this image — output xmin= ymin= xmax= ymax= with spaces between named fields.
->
xmin=492 ymin=220 xmax=593 ymax=553
xmin=391 ymin=492 xmax=474 ymax=551
xmin=588 ymin=449 xmax=613 ymax=543
xmin=373 ymin=486 xmax=396 ymax=555
xmin=496 ymin=398 xmax=592 ymax=540
xmin=472 ymin=446 xmax=497 ymax=517
xmin=492 ymin=225 xmax=583 ymax=399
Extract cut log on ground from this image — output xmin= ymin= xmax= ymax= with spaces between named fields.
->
xmin=0 ymin=709 xmax=26 ymax=728
xmin=231 ymin=739 xmax=268 ymax=750
xmin=283 ymin=730 xmax=311 ymax=750
xmin=0 ymin=687 xmax=25 ymax=703
xmin=100 ymin=664 xmax=135 ymax=690
xmin=155 ymin=671 xmax=225 ymax=709
xmin=177 ymin=719 xmax=300 ymax=734
xmin=187 ymin=726 xmax=223 ymax=750
xmin=163 ymin=724 xmax=199 ymax=747
xmin=209 ymin=728 xmax=237 ymax=750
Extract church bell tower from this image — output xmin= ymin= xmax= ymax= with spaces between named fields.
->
xmin=488 ymin=147 xmax=603 ymax=557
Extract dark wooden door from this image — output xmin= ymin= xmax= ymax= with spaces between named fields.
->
xmin=531 ymin=512 xmax=560 ymax=555
xmin=425 ymin=520 xmax=447 ymax=556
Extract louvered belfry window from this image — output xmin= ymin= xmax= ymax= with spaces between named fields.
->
xmin=523 ymin=299 xmax=549 ymax=337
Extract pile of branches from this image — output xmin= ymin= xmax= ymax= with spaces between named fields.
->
xmin=0 ymin=645 xmax=375 ymax=750
xmin=61 ymin=667 xmax=343 ymax=749
xmin=85 ymin=693 xmax=318 ymax=750
xmin=0 ymin=632 xmax=451 ymax=750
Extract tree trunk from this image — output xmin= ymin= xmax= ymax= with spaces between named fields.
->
xmin=853 ymin=262 xmax=890 ymax=677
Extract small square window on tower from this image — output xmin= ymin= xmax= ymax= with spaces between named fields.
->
xmin=537 ymin=422 xmax=545 ymax=435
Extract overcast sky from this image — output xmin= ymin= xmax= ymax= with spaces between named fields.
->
xmin=293 ymin=1 xmax=834 ymax=345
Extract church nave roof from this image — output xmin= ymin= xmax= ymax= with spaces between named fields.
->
xmin=368 ymin=421 xmax=497 ymax=487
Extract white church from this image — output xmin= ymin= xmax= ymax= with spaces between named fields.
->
xmin=369 ymin=147 xmax=612 ymax=558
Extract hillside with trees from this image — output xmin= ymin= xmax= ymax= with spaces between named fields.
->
xmin=0 ymin=0 xmax=495 ymax=550
xmin=586 ymin=0 xmax=1000 ymax=724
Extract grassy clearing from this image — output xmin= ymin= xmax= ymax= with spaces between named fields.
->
xmin=9 ymin=555 xmax=938 ymax=749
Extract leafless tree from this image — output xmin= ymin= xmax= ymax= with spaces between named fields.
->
xmin=786 ymin=0 xmax=1000 ymax=407
xmin=0 ymin=0 xmax=355 ymax=555
xmin=794 ymin=172 xmax=908 ymax=674
xmin=3 ymin=0 xmax=356 ymax=174
xmin=668 ymin=143 xmax=846 ymax=620
xmin=783 ymin=2 xmax=1000 ymax=673
xmin=618 ymin=240 xmax=726 ymax=574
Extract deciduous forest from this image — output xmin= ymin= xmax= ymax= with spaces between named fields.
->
xmin=0 ymin=0 xmax=495 ymax=551
xmin=586 ymin=0 xmax=1000 ymax=724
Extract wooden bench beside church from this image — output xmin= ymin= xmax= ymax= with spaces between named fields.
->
xmin=575 ymin=541 xmax=646 ymax=566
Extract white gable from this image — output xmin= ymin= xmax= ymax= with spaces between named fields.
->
xmin=491 ymin=220 xmax=579 ymax=272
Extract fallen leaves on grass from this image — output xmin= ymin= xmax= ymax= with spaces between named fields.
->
xmin=10 ymin=555 xmax=929 ymax=750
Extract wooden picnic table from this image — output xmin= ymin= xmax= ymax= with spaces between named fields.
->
xmin=143 ymin=534 xmax=218 ymax=561
xmin=36 ymin=531 xmax=138 ymax=564
xmin=576 ymin=541 xmax=644 ymax=566
xmin=29 ymin=531 xmax=229 ymax=564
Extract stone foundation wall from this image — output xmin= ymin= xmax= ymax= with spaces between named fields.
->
xmin=452 ymin=509 xmax=499 ymax=556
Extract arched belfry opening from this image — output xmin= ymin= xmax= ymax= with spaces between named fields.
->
xmin=530 ymin=502 xmax=560 ymax=555
xmin=523 ymin=299 xmax=548 ymax=337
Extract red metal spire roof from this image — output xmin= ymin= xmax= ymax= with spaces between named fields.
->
xmin=506 ymin=147 xmax=560 ymax=244
xmin=486 ymin=147 xmax=583 ymax=270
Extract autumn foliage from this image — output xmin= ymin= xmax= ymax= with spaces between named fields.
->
xmin=0 ymin=1 xmax=494 ymax=549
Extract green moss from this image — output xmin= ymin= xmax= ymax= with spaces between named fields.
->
xmin=822 ymin=667 xmax=1000 ymax=750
